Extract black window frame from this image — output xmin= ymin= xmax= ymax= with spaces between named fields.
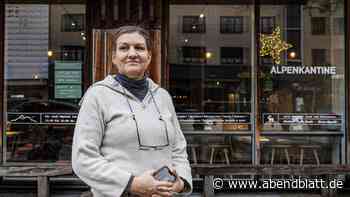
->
xmin=220 ymin=47 xmax=244 ymax=64
xmin=182 ymin=46 xmax=206 ymax=64
xmin=182 ymin=16 xmax=206 ymax=33
xmin=311 ymin=17 xmax=326 ymax=35
xmin=61 ymin=14 xmax=85 ymax=32
xmin=60 ymin=45 xmax=85 ymax=61
xmin=220 ymin=16 xmax=244 ymax=34
xmin=260 ymin=16 xmax=275 ymax=34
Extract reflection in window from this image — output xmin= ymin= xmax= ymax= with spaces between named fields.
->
xmin=182 ymin=16 xmax=206 ymax=33
xmin=312 ymin=49 xmax=328 ymax=65
xmin=5 ymin=3 xmax=85 ymax=162
xmin=221 ymin=47 xmax=243 ymax=64
xmin=61 ymin=46 xmax=85 ymax=61
xmin=5 ymin=4 xmax=49 ymax=80
xmin=182 ymin=46 xmax=206 ymax=64
xmin=170 ymin=5 xmax=253 ymax=137
xmin=261 ymin=56 xmax=273 ymax=65
xmin=333 ymin=17 xmax=344 ymax=34
xmin=286 ymin=5 xmax=301 ymax=28
xmin=220 ymin=16 xmax=243 ymax=34
xmin=260 ymin=16 xmax=275 ymax=34
xmin=260 ymin=1 xmax=345 ymax=137
xmin=311 ymin=17 xmax=326 ymax=35
xmin=287 ymin=31 xmax=301 ymax=61
xmin=61 ymin=14 xmax=85 ymax=32
xmin=333 ymin=49 xmax=345 ymax=66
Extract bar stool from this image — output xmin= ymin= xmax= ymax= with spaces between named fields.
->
xmin=266 ymin=144 xmax=291 ymax=165
xmin=187 ymin=144 xmax=200 ymax=164
xmin=299 ymin=145 xmax=321 ymax=166
xmin=209 ymin=144 xmax=231 ymax=164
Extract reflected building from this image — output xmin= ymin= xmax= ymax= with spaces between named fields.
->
xmin=5 ymin=4 xmax=85 ymax=104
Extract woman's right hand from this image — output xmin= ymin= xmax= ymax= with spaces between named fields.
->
xmin=130 ymin=170 xmax=174 ymax=197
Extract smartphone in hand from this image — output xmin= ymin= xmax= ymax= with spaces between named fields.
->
xmin=153 ymin=166 xmax=177 ymax=183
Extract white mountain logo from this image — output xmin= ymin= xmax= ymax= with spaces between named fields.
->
xmin=10 ymin=115 xmax=38 ymax=123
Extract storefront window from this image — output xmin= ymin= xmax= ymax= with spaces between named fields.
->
xmin=259 ymin=1 xmax=345 ymax=164
xmin=169 ymin=4 xmax=254 ymax=164
xmin=169 ymin=0 xmax=345 ymax=166
xmin=4 ymin=1 xmax=86 ymax=162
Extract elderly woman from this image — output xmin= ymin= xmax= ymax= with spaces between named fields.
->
xmin=72 ymin=26 xmax=192 ymax=197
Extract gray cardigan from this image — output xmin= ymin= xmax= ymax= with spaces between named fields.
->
xmin=72 ymin=75 xmax=192 ymax=197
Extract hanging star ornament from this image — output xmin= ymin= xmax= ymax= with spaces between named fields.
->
xmin=260 ymin=27 xmax=293 ymax=65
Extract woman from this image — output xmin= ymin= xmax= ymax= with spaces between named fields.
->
xmin=72 ymin=26 xmax=192 ymax=197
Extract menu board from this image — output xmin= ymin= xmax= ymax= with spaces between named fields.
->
xmin=5 ymin=4 xmax=49 ymax=79
xmin=54 ymin=61 xmax=82 ymax=99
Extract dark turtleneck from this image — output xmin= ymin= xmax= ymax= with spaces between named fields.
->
xmin=115 ymin=73 xmax=148 ymax=101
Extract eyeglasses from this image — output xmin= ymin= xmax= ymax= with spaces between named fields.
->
xmin=118 ymin=80 xmax=170 ymax=150
xmin=131 ymin=113 xmax=170 ymax=150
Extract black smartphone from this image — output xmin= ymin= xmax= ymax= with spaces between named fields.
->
xmin=153 ymin=166 xmax=177 ymax=182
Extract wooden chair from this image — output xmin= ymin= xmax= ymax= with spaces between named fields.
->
xmin=209 ymin=144 xmax=231 ymax=165
xmin=187 ymin=144 xmax=200 ymax=164
xmin=299 ymin=145 xmax=321 ymax=166
xmin=265 ymin=144 xmax=292 ymax=165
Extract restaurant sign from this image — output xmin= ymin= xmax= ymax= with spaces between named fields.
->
xmin=259 ymin=27 xmax=337 ymax=76
xmin=270 ymin=65 xmax=337 ymax=75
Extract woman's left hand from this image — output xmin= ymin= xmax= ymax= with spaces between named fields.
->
xmin=151 ymin=176 xmax=184 ymax=197
xmin=168 ymin=166 xmax=184 ymax=193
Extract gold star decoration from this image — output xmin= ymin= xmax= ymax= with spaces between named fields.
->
xmin=260 ymin=27 xmax=293 ymax=65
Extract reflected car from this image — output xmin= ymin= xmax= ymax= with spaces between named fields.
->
xmin=6 ymin=100 xmax=79 ymax=162
xmin=8 ymin=99 xmax=79 ymax=112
